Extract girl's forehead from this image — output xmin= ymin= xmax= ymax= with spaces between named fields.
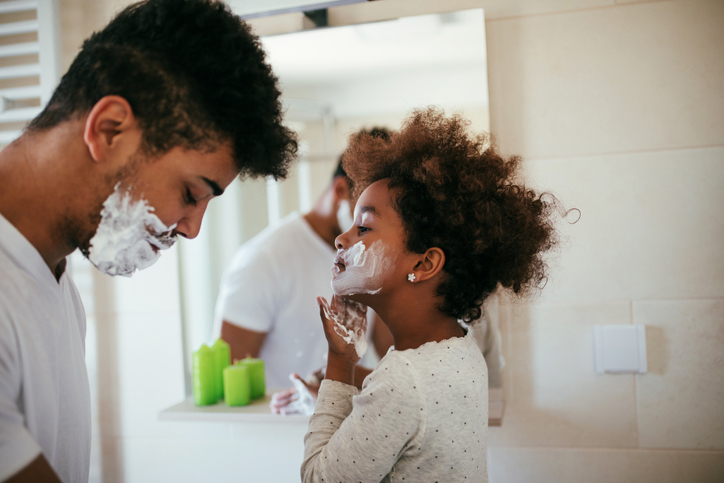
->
xmin=355 ymin=180 xmax=407 ymax=234
xmin=357 ymin=179 xmax=392 ymax=211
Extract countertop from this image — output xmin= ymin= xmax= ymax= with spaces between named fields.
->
xmin=160 ymin=388 xmax=504 ymax=426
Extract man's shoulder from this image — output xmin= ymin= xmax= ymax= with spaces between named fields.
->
xmin=0 ymin=251 xmax=83 ymax=322
xmin=0 ymin=252 xmax=33 ymax=301
xmin=0 ymin=255 xmax=31 ymax=343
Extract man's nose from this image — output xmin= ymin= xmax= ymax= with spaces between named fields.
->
xmin=174 ymin=208 xmax=206 ymax=239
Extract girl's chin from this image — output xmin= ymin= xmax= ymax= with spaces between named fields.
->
xmin=331 ymin=273 xmax=383 ymax=301
xmin=332 ymin=292 xmax=377 ymax=306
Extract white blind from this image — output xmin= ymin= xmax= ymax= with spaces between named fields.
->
xmin=0 ymin=0 xmax=60 ymax=145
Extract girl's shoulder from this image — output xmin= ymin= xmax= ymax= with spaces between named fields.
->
xmin=376 ymin=330 xmax=485 ymax=380
xmin=361 ymin=349 xmax=421 ymax=395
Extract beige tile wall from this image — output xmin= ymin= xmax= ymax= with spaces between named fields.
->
xmin=491 ymin=300 xmax=638 ymax=449
xmin=488 ymin=447 xmax=724 ymax=483
xmin=522 ymin=147 xmax=724 ymax=304
xmin=635 ymin=299 xmax=724 ymax=450
xmin=486 ymin=0 xmax=724 ymax=158
xmin=485 ymin=0 xmax=724 ymax=481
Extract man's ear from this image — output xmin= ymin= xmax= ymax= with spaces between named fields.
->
xmin=83 ymin=95 xmax=139 ymax=163
xmin=332 ymin=175 xmax=350 ymax=202
xmin=411 ymin=247 xmax=446 ymax=282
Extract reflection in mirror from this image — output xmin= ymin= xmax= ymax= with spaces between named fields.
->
xmin=177 ymin=7 xmax=489 ymax=393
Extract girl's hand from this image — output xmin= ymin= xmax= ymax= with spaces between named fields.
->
xmin=317 ymin=296 xmax=367 ymax=384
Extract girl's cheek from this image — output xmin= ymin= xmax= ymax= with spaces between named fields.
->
xmin=331 ymin=240 xmax=393 ymax=296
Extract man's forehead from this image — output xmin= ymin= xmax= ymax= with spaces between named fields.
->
xmin=180 ymin=143 xmax=238 ymax=188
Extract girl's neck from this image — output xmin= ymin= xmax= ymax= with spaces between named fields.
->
xmin=372 ymin=295 xmax=465 ymax=352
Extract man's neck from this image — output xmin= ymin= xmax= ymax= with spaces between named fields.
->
xmin=303 ymin=208 xmax=340 ymax=250
xmin=0 ymin=131 xmax=81 ymax=277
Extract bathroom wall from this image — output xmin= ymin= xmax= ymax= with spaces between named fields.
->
xmin=57 ymin=0 xmax=724 ymax=481
xmin=484 ymin=1 xmax=724 ymax=481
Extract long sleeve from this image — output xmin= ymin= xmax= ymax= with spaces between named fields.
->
xmin=302 ymin=356 xmax=426 ymax=483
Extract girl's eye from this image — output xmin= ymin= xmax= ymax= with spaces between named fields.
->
xmin=184 ymin=188 xmax=197 ymax=206
xmin=357 ymin=225 xmax=370 ymax=235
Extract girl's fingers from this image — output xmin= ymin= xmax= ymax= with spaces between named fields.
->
xmin=317 ymin=296 xmax=328 ymax=323
xmin=317 ymin=296 xmax=330 ymax=319
xmin=317 ymin=296 xmax=335 ymax=332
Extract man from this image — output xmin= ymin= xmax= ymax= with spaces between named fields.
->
xmin=0 ymin=0 xmax=296 ymax=481
xmin=214 ymin=129 xmax=393 ymax=390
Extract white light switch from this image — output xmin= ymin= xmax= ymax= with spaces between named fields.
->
xmin=594 ymin=325 xmax=647 ymax=374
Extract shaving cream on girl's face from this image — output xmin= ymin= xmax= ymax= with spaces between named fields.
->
xmin=331 ymin=239 xmax=392 ymax=297
xmin=88 ymin=183 xmax=177 ymax=277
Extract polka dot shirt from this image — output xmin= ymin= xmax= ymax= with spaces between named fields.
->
xmin=301 ymin=330 xmax=488 ymax=482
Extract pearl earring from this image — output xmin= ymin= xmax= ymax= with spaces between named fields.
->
xmin=407 ymin=273 xmax=416 ymax=282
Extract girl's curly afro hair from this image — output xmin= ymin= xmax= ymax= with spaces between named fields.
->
xmin=343 ymin=108 xmax=560 ymax=323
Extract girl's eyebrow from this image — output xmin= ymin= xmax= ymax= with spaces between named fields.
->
xmin=359 ymin=205 xmax=381 ymax=217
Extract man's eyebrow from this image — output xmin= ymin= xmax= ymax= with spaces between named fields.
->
xmin=360 ymin=205 xmax=380 ymax=217
xmin=202 ymin=177 xmax=224 ymax=196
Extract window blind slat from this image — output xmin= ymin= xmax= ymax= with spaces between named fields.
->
xmin=0 ymin=42 xmax=39 ymax=58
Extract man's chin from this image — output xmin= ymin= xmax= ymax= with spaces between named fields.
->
xmin=88 ymin=259 xmax=136 ymax=278
xmin=86 ymin=244 xmax=162 ymax=277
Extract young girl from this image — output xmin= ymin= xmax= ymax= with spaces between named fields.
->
xmin=302 ymin=108 xmax=558 ymax=483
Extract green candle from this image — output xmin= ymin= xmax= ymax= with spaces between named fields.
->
xmin=223 ymin=365 xmax=251 ymax=406
xmin=192 ymin=344 xmax=215 ymax=406
xmin=237 ymin=358 xmax=265 ymax=400
xmin=211 ymin=338 xmax=231 ymax=401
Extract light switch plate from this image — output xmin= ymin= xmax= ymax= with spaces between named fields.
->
xmin=594 ymin=325 xmax=647 ymax=374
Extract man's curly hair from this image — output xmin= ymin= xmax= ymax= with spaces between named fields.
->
xmin=343 ymin=108 xmax=559 ymax=323
xmin=28 ymin=0 xmax=296 ymax=179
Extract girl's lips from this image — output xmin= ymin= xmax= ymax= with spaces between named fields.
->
xmin=333 ymin=256 xmax=346 ymax=273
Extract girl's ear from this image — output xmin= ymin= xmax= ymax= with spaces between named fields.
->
xmin=411 ymin=247 xmax=445 ymax=282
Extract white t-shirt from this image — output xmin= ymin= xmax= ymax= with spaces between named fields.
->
xmin=0 ymin=213 xmax=90 ymax=482
xmin=213 ymin=212 xmax=337 ymax=388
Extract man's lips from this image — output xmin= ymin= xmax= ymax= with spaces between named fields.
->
xmin=147 ymin=231 xmax=177 ymax=251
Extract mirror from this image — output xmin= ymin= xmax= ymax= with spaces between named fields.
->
xmin=177 ymin=5 xmax=490 ymax=393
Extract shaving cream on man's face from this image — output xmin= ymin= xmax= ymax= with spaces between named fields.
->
xmin=336 ymin=200 xmax=354 ymax=233
xmin=88 ymin=183 xmax=177 ymax=277
xmin=331 ymin=240 xmax=392 ymax=296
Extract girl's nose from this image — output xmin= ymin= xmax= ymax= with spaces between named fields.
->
xmin=335 ymin=230 xmax=349 ymax=250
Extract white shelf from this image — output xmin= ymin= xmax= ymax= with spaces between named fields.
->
xmin=159 ymin=391 xmax=310 ymax=424
xmin=160 ymin=388 xmax=505 ymax=426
